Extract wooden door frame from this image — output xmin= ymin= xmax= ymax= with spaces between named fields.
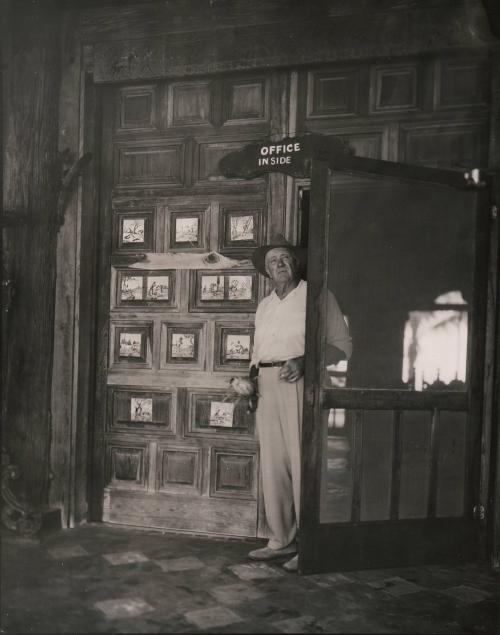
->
xmin=300 ymin=152 xmax=495 ymax=572
xmin=70 ymin=67 xmax=295 ymax=529
xmin=50 ymin=35 xmax=104 ymax=526
xmin=56 ymin=46 xmax=499 ymax=562
xmin=75 ymin=71 xmax=103 ymax=524
xmin=487 ymin=175 xmax=500 ymax=566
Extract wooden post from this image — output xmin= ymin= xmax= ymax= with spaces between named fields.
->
xmin=2 ymin=0 xmax=63 ymax=511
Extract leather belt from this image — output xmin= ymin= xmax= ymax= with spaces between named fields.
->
xmin=259 ymin=361 xmax=286 ymax=367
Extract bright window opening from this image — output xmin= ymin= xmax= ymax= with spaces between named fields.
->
xmin=402 ymin=291 xmax=468 ymax=391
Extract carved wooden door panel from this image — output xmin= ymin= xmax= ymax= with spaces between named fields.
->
xmin=93 ymin=73 xmax=284 ymax=536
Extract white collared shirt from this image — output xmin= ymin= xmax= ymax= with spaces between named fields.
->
xmin=251 ymin=279 xmax=352 ymax=366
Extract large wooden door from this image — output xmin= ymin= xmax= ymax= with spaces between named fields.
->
xmin=92 ymin=72 xmax=287 ymax=537
xmin=300 ymin=160 xmax=490 ymax=573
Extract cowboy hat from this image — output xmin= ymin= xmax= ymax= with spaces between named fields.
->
xmin=251 ymin=234 xmax=307 ymax=279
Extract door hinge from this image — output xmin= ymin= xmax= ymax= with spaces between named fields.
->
xmin=491 ymin=205 xmax=498 ymax=220
xmin=473 ymin=504 xmax=486 ymax=521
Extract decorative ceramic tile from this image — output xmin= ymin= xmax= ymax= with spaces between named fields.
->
xmin=184 ymin=606 xmax=243 ymax=630
xmin=103 ymin=551 xmax=149 ymax=565
xmin=272 ymin=615 xmax=318 ymax=633
xmin=441 ymin=585 xmax=492 ymax=603
xmin=209 ymin=582 xmax=265 ymax=605
xmin=94 ymin=598 xmax=154 ymax=620
xmin=47 ymin=545 xmax=90 ymax=559
xmin=155 ymin=556 xmax=205 ymax=572
xmin=228 ymin=563 xmax=285 ymax=581
xmin=366 ymin=576 xmax=422 ymax=596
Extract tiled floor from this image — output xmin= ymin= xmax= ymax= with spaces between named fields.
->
xmin=1 ymin=523 xmax=498 ymax=634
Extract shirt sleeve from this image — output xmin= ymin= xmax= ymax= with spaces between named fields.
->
xmin=326 ymin=289 xmax=352 ymax=360
xmin=250 ymin=298 xmax=265 ymax=368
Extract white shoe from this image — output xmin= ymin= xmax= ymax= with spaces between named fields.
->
xmin=283 ymin=554 xmax=298 ymax=572
xmin=248 ymin=545 xmax=296 ymax=561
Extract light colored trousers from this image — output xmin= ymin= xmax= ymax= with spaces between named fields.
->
xmin=256 ymin=367 xmax=304 ymax=550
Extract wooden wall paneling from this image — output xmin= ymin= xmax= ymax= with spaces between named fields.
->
xmin=3 ymin=0 xmax=63 ymax=510
xmin=32 ymin=0 xmax=493 ymax=542
xmin=209 ymin=447 xmax=258 ymax=500
xmin=114 ymin=269 xmax=177 ymax=311
xmin=218 ymin=205 xmax=264 ymax=256
xmin=176 ymin=387 xmax=189 ymax=439
xmin=288 ymin=69 xmax=299 ymax=137
xmin=103 ymin=489 xmax=258 ymax=536
xmin=370 ymin=63 xmax=420 ymax=114
xmin=167 ymin=205 xmax=210 ymax=252
xmin=285 ymin=69 xmax=300 ymax=242
xmin=356 ymin=64 xmax=372 ymax=119
xmin=398 ymin=121 xmax=489 ymax=167
xmin=50 ymin=12 xmax=87 ymax=523
xmin=106 ymin=439 xmax=149 ymax=490
xmin=306 ymin=67 xmax=360 ymax=119
xmin=159 ymin=321 xmax=206 ymax=371
xmin=360 ymin=411 xmax=394 ymax=521
xmin=157 ymin=444 xmax=203 ymax=494
xmin=194 ymin=137 xmax=266 ymax=186
xmin=436 ymin=411 xmax=467 ymax=517
xmin=188 ymin=269 xmax=259 ymax=313
xmin=398 ymin=410 xmax=433 ymax=519
xmin=178 ymin=270 xmax=190 ymax=313
xmin=108 ymin=386 xmax=174 ymax=435
xmin=213 ymin=321 xmax=254 ymax=372
xmin=295 ymin=70 xmax=309 ymax=135
xmin=185 ymin=389 xmax=256 ymax=440
xmin=266 ymin=72 xmax=291 ymax=241
xmin=208 ymin=200 xmax=220 ymax=252
xmin=420 ymin=54 xmax=438 ymax=113
xmin=222 ymin=75 xmax=270 ymax=126
xmin=80 ymin=2 xmax=496 ymax=64
xmin=147 ymin=441 xmax=158 ymax=493
xmin=113 ymin=208 xmax=156 ymax=251
xmin=114 ymin=140 xmax=186 ymax=188
xmin=350 ymin=410 xmax=364 ymax=523
xmin=88 ymin=84 xmax=125 ymax=521
xmin=337 ymin=126 xmax=390 ymax=160
xmin=152 ymin=315 xmax=162 ymax=371
xmin=389 ymin=411 xmax=402 ymax=520
xmin=434 ymin=57 xmax=490 ymax=110
xmin=289 ymin=178 xmax=310 ymax=248
xmin=427 ymin=409 xmax=440 ymax=519
xmin=387 ymin=122 xmax=400 ymax=162
xmin=209 ymin=78 xmax=225 ymax=129
xmin=109 ymin=321 xmax=154 ymax=369
xmin=205 ymin=317 xmax=217 ymax=375
xmin=167 ymin=80 xmax=213 ymax=128
xmin=308 ymin=125 xmax=390 ymax=160
xmin=116 ymin=84 xmax=159 ymax=132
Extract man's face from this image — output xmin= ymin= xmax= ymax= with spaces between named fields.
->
xmin=265 ymin=247 xmax=297 ymax=284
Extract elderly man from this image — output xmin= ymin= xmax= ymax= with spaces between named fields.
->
xmin=248 ymin=237 xmax=352 ymax=572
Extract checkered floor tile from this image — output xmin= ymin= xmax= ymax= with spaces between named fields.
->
xmin=1 ymin=524 xmax=497 ymax=634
